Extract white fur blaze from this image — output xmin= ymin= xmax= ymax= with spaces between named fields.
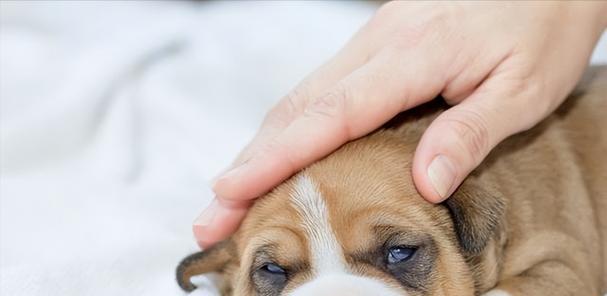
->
xmin=288 ymin=175 xmax=406 ymax=296
xmin=290 ymin=174 xmax=347 ymax=275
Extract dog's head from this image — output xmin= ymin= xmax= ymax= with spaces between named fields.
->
xmin=177 ymin=129 xmax=505 ymax=295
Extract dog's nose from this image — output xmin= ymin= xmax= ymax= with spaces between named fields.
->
xmin=288 ymin=273 xmax=405 ymax=296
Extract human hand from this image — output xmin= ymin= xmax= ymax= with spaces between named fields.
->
xmin=194 ymin=1 xmax=607 ymax=249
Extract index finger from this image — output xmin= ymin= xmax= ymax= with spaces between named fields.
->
xmin=212 ymin=45 xmax=447 ymax=202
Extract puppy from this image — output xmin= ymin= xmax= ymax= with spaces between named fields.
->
xmin=176 ymin=66 xmax=607 ymax=295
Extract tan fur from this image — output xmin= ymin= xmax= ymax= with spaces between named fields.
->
xmin=177 ymin=66 xmax=607 ymax=295
xmin=484 ymin=66 xmax=607 ymax=294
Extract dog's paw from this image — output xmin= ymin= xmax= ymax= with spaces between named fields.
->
xmin=482 ymin=289 xmax=511 ymax=296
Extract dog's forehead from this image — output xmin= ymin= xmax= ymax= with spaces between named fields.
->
xmin=288 ymin=168 xmax=432 ymax=251
xmin=240 ymin=133 xmax=431 ymax=259
xmin=301 ymin=134 xmax=424 ymax=225
xmin=245 ymin=132 xmax=429 ymax=235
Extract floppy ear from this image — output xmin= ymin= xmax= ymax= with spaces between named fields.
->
xmin=176 ymin=239 xmax=236 ymax=292
xmin=443 ymin=180 xmax=505 ymax=255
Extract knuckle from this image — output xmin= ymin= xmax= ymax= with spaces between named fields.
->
xmin=304 ymin=83 xmax=349 ymax=120
xmin=497 ymin=63 xmax=542 ymax=103
xmin=265 ymin=82 xmax=312 ymax=125
xmin=303 ymin=82 xmax=353 ymax=140
xmin=443 ymin=110 xmax=491 ymax=163
xmin=497 ymin=72 xmax=548 ymax=131
xmin=284 ymin=82 xmax=312 ymax=115
xmin=502 ymin=75 xmax=533 ymax=100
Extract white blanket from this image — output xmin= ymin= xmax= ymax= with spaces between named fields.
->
xmin=0 ymin=2 xmax=605 ymax=295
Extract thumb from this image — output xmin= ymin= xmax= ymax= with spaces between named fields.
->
xmin=412 ymin=76 xmax=546 ymax=203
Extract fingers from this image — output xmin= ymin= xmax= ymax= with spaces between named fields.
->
xmin=211 ymin=9 xmax=465 ymax=202
xmin=195 ymin=42 xmax=454 ymax=247
xmin=412 ymin=69 xmax=545 ymax=203
xmin=213 ymin=45 xmax=449 ymax=202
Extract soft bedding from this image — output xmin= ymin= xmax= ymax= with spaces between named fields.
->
xmin=0 ymin=2 xmax=605 ymax=295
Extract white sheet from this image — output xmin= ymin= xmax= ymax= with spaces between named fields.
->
xmin=0 ymin=2 xmax=605 ymax=295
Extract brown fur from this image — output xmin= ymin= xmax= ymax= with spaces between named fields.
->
xmin=177 ymin=65 xmax=607 ymax=295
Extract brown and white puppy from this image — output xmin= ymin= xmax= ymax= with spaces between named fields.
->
xmin=177 ymin=66 xmax=607 ymax=296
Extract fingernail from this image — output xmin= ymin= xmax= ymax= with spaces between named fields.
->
xmin=194 ymin=199 xmax=219 ymax=227
xmin=427 ymin=155 xmax=456 ymax=200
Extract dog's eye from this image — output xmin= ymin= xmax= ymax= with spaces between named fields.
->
xmin=252 ymin=260 xmax=290 ymax=295
xmin=387 ymin=246 xmax=416 ymax=264
xmin=260 ymin=263 xmax=286 ymax=275
xmin=254 ymin=262 xmax=287 ymax=287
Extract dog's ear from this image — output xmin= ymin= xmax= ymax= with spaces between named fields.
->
xmin=176 ymin=239 xmax=236 ymax=292
xmin=443 ymin=179 xmax=505 ymax=255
